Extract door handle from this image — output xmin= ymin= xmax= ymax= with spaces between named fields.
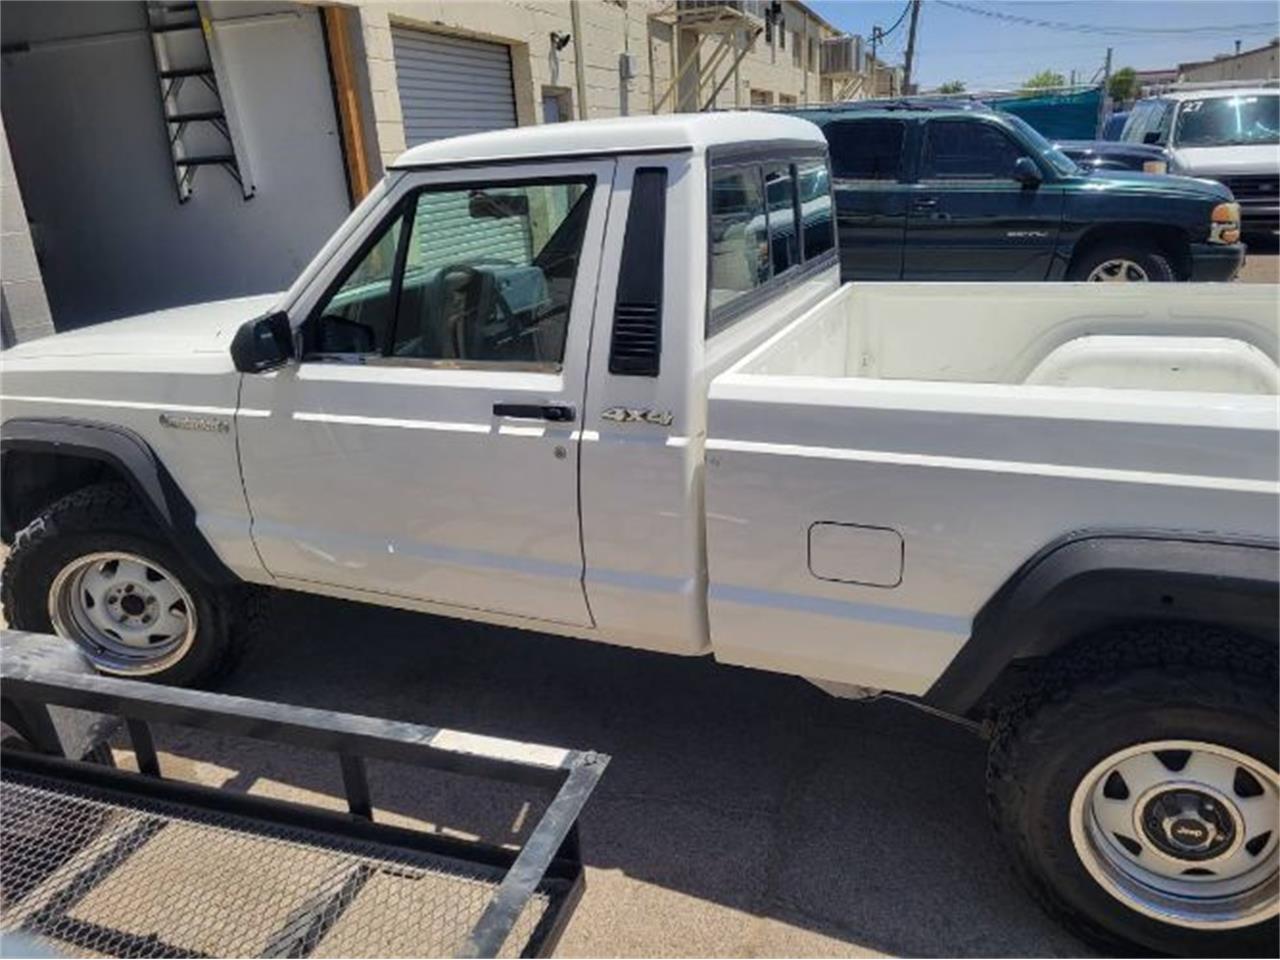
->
xmin=493 ymin=403 xmax=576 ymax=423
xmin=912 ymin=196 xmax=939 ymax=210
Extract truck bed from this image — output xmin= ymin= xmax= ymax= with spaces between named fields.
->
xmin=704 ymin=284 xmax=1279 ymax=696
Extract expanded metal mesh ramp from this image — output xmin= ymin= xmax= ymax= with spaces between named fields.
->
xmin=0 ymin=630 xmax=607 ymax=959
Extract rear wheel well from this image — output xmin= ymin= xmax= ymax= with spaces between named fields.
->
xmin=977 ymin=620 xmax=1278 ymax=727
xmin=1068 ymin=223 xmax=1191 ymax=279
xmin=1 ymin=451 xmax=127 ymax=543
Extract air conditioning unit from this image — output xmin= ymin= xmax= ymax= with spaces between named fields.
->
xmin=821 ymin=35 xmax=864 ymax=77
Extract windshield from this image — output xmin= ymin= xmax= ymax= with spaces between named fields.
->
xmin=1003 ymin=113 xmax=1080 ymax=175
xmin=1174 ymin=94 xmax=1279 ymax=147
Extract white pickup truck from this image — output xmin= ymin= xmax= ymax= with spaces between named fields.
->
xmin=1 ymin=113 xmax=1276 ymax=955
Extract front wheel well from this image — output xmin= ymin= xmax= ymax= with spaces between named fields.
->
xmin=1067 ymin=223 xmax=1192 ymax=279
xmin=1 ymin=450 xmax=125 ymax=543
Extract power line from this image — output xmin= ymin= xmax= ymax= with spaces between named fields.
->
xmin=936 ymin=1 xmax=1279 ymax=37
xmin=878 ymin=0 xmax=914 ymax=39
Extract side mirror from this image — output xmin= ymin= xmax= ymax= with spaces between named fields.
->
xmin=1013 ymin=156 xmax=1043 ymax=187
xmin=1142 ymin=131 xmax=1163 ymax=145
xmin=230 ymin=310 xmax=294 ymax=373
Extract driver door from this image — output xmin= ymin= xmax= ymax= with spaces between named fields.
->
xmin=237 ymin=160 xmax=615 ymax=627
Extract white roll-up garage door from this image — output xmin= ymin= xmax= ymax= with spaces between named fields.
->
xmin=391 ymin=28 xmax=517 ymax=146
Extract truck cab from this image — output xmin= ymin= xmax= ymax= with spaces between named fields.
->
xmin=787 ymin=99 xmax=1245 ymax=283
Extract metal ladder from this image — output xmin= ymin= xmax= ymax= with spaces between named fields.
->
xmin=144 ymin=1 xmax=254 ymax=203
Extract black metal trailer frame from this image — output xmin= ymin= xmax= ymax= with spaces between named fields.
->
xmin=0 ymin=630 xmax=608 ymax=959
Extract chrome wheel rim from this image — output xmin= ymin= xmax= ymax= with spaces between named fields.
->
xmin=1086 ymin=258 xmax=1150 ymax=282
xmin=48 ymin=551 xmax=197 ymax=675
xmin=1070 ymin=739 xmax=1279 ymax=929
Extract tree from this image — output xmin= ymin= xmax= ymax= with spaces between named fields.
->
xmin=1108 ymin=66 xmax=1139 ymax=104
xmin=937 ymin=80 xmax=967 ymax=94
xmin=1021 ymin=69 xmax=1066 ymax=95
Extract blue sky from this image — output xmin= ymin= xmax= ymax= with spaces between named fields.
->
xmin=808 ymin=1 xmax=1280 ymax=91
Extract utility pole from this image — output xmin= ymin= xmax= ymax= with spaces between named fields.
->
xmin=869 ymin=25 xmax=881 ymax=97
xmin=1097 ymin=46 xmax=1113 ymax=137
xmin=902 ymin=0 xmax=922 ymax=94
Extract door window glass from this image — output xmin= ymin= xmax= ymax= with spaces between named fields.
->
xmin=306 ymin=218 xmax=403 ymax=355
xmin=307 ymin=178 xmax=594 ymax=367
xmin=709 ymin=165 xmax=769 ymax=310
xmin=921 ymin=120 xmax=1024 ymax=180
xmin=765 ymin=163 xmax=799 ymax=276
xmin=1121 ymin=101 xmax=1155 ymax=143
xmin=825 ymin=120 xmax=906 ymax=180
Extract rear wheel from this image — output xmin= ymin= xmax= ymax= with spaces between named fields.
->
xmin=988 ymin=637 xmax=1278 ymax=955
xmin=1068 ymin=241 xmax=1177 ymax=282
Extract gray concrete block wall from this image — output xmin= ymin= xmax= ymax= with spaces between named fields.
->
xmin=0 ymin=117 xmax=54 ymax=347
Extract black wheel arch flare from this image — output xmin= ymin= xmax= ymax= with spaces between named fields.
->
xmin=925 ymin=530 xmax=1280 ymax=717
xmin=0 ymin=417 xmax=238 ymax=586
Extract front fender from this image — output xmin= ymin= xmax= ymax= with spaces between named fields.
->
xmin=1 ymin=417 xmax=237 ymax=585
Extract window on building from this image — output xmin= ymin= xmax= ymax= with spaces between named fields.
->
xmin=779 ymin=93 xmax=798 ymax=107
xmin=792 ymin=31 xmax=802 ymax=66
xmin=751 ymin=89 xmax=775 ymax=106
xmin=541 ymin=87 xmax=573 ymax=123
xmin=708 ymin=166 xmax=769 ymax=311
xmin=809 ymin=36 xmax=817 ymax=70
xmin=920 ymin=120 xmax=1025 ymax=180
xmin=825 ymin=119 xmax=906 ymax=180
xmin=306 ymin=177 xmax=596 ymax=367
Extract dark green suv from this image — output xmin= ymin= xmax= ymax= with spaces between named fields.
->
xmin=786 ymin=100 xmax=1245 ymax=282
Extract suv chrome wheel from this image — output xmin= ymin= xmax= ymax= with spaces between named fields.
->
xmin=1070 ymin=739 xmax=1279 ymax=930
xmin=48 ymin=551 xmax=198 ymax=675
xmin=1086 ymin=258 xmax=1150 ymax=282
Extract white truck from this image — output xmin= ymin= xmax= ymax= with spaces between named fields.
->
xmin=1 ymin=113 xmax=1276 ymax=955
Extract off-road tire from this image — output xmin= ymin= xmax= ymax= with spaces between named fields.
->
xmin=1 ymin=482 xmax=265 ymax=686
xmin=987 ymin=625 xmax=1278 ymax=956
xmin=1067 ymin=241 xmax=1178 ymax=282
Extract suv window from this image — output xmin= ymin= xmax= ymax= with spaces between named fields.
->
xmin=825 ymin=119 xmax=906 ymax=181
xmin=1122 ymin=100 xmax=1171 ymax=144
xmin=921 ymin=119 xmax=1023 ymax=180
xmin=306 ymin=178 xmax=595 ymax=367
xmin=1174 ymin=94 xmax=1280 ymax=147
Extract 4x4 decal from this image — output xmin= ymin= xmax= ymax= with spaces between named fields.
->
xmin=600 ymin=407 xmax=674 ymax=427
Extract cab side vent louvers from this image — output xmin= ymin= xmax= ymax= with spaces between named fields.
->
xmin=609 ymin=168 xmax=667 ymax=376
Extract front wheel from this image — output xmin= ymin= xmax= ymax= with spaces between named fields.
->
xmin=1 ymin=482 xmax=263 ymax=686
xmin=988 ymin=648 xmax=1278 ymax=955
xmin=1068 ymin=242 xmax=1178 ymax=282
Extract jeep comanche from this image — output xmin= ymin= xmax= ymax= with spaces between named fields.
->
xmin=1 ymin=113 xmax=1276 ymax=956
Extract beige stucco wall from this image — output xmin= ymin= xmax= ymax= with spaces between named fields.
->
xmin=0 ymin=117 xmax=53 ymax=347
xmin=349 ymin=1 xmax=845 ymax=168
xmin=1179 ymin=41 xmax=1279 ymax=83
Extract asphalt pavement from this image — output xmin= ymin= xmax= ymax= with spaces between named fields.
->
xmin=131 ymin=590 xmax=1095 ymax=958
xmin=1240 ymin=231 xmax=1280 ymax=283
